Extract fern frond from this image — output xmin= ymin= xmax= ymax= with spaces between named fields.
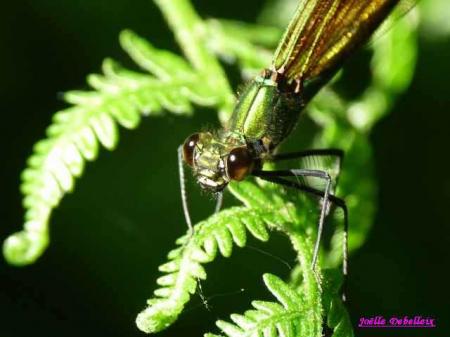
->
xmin=205 ymin=19 xmax=281 ymax=77
xmin=205 ymin=273 xmax=315 ymax=337
xmin=136 ymin=179 xmax=326 ymax=334
xmin=3 ymin=30 xmax=221 ymax=266
xmin=136 ymin=200 xmax=281 ymax=333
xmin=153 ymin=0 xmax=236 ymax=125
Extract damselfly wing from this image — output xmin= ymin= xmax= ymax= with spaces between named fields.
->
xmin=273 ymin=0 xmax=400 ymax=99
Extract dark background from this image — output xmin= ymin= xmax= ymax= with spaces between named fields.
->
xmin=0 ymin=1 xmax=449 ymax=336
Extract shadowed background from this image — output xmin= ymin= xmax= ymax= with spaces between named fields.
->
xmin=0 ymin=0 xmax=449 ymax=336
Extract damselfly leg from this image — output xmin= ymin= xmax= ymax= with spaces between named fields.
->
xmin=271 ymin=149 xmax=344 ymax=162
xmin=214 ymin=191 xmax=224 ymax=213
xmin=253 ymin=149 xmax=348 ymax=300
xmin=178 ymin=145 xmax=194 ymax=233
xmin=253 ymin=168 xmax=332 ymax=267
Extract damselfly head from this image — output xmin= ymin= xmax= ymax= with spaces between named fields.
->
xmin=182 ymin=132 xmax=254 ymax=192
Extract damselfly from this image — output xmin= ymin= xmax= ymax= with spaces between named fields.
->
xmin=179 ymin=0 xmax=405 ymax=291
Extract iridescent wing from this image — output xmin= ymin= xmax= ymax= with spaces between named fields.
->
xmin=273 ymin=0 xmax=400 ymax=90
xmin=371 ymin=0 xmax=417 ymax=44
xmin=271 ymin=151 xmax=342 ymax=193
xmin=297 ymin=153 xmax=342 ymax=193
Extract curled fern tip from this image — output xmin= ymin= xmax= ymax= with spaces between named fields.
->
xmin=3 ymin=230 xmax=48 ymax=266
xmin=136 ymin=304 xmax=179 ymax=333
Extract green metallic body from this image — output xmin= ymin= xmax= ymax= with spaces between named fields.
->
xmin=227 ymin=75 xmax=304 ymax=149
xmin=189 ymin=71 xmax=304 ymax=191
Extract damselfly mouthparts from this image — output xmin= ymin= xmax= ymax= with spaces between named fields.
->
xmin=179 ymin=0 xmax=404 ymax=294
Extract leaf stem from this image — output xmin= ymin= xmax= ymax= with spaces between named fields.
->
xmin=288 ymin=231 xmax=322 ymax=337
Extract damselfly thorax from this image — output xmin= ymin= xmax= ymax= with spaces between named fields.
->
xmin=182 ymin=69 xmax=304 ymax=192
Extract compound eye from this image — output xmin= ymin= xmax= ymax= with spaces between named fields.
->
xmin=226 ymin=147 xmax=253 ymax=181
xmin=182 ymin=133 xmax=200 ymax=166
